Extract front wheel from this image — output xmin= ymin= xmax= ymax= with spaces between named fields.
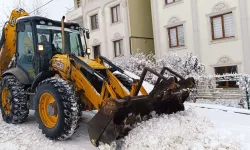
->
xmin=34 ymin=77 xmax=81 ymax=140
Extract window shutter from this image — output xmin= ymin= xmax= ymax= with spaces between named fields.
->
xmin=117 ymin=5 xmax=121 ymax=21
xmin=169 ymin=28 xmax=177 ymax=47
xmin=212 ymin=17 xmax=223 ymax=39
xmin=96 ymin=15 xmax=99 ymax=28
xmin=120 ymin=40 xmax=123 ymax=55
xmin=112 ymin=8 xmax=117 ymax=22
xmin=223 ymin=13 xmax=234 ymax=37
xmin=177 ymin=25 xmax=184 ymax=46
xmin=115 ymin=41 xmax=120 ymax=56
xmin=91 ymin=16 xmax=94 ymax=29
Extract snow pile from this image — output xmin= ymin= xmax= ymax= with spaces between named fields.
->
xmin=99 ymin=109 xmax=244 ymax=150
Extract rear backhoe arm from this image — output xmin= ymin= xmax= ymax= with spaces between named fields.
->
xmin=0 ymin=9 xmax=29 ymax=78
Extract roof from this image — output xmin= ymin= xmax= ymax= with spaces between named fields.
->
xmin=17 ymin=16 xmax=80 ymax=28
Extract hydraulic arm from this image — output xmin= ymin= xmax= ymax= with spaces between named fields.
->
xmin=0 ymin=9 xmax=29 ymax=78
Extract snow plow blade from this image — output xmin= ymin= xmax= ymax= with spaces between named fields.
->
xmin=88 ymin=67 xmax=195 ymax=147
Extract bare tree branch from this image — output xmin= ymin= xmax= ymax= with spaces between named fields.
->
xmin=31 ymin=0 xmax=49 ymax=17
xmin=0 ymin=0 xmax=50 ymax=29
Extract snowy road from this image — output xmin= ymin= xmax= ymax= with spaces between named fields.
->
xmin=0 ymin=104 xmax=250 ymax=150
xmin=188 ymin=104 xmax=250 ymax=149
xmin=0 ymin=111 xmax=97 ymax=150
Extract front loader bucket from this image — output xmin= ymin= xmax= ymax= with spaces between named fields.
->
xmin=88 ymin=67 xmax=195 ymax=147
xmin=88 ymin=90 xmax=190 ymax=147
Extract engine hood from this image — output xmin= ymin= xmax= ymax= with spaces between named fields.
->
xmin=78 ymin=56 xmax=106 ymax=70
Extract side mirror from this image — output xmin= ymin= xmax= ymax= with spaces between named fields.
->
xmin=86 ymin=31 xmax=90 ymax=39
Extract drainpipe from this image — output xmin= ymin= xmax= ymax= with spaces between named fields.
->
xmin=190 ymin=0 xmax=201 ymax=60
xmin=150 ymin=0 xmax=161 ymax=58
xmin=239 ymin=0 xmax=250 ymax=74
xmin=102 ymin=9 xmax=109 ymax=58
xmin=122 ymin=0 xmax=130 ymax=56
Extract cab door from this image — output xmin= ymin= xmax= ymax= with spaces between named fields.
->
xmin=16 ymin=22 xmax=36 ymax=80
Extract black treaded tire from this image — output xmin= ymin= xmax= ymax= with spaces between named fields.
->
xmin=34 ymin=77 xmax=81 ymax=140
xmin=0 ymin=75 xmax=29 ymax=123
xmin=114 ymin=73 xmax=133 ymax=91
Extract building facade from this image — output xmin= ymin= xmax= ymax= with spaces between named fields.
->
xmin=66 ymin=0 xmax=154 ymax=59
xmin=151 ymin=0 xmax=250 ymax=82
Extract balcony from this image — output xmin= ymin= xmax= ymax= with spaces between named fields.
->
xmin=66 ymin=6 xmax=83 ymax=21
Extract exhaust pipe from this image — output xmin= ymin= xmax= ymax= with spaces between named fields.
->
xmin=61 ymin=16 xmax=65 ymax=53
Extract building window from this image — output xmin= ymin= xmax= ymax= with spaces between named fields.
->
xmin=111 ymin=5 xmax=121 ymax=23
xmin=114 ymin=40 xmax=123 ymax=57
xmin=90 ymin=14 xmax=99 ymax=30
xmin=168 ymin=25 xmax=185 ymax=48
xmin=93 ymin=45 xmax=100 ymax=58
xmin=215 ymin=66 xmax=238 ymax=88
xmin=77 ymin=0 xmax=81 ymax=8
xmin=211 ymin=12 xmax=234 ymax=40
xmin=165 ymin=0 xmax=179 ymax=5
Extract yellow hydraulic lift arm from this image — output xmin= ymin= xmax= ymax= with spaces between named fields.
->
xmin=0 ymin=9 xmax=29 ymax=79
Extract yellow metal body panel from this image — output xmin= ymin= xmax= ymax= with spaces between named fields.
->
xmin=106 ymin=71 xmax=129 ymax=98
xmin=0 ymin=9 xmax=29 ymax=78
xmin=78 ymin=57 xmax=106 ymax=69
xmin=50 ymin=54 xmax=147 ymax=110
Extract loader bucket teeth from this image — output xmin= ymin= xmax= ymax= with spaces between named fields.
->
xmin=88 ymin=88 xmax=190 ymax=146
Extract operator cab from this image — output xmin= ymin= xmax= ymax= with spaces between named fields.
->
xmin=15 ymin=16 xmax=85 ymax=80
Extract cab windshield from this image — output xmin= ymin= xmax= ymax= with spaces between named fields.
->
xmin=36 ymin=25 xmax=84 ymax=56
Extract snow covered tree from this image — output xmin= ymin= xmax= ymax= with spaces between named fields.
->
xmin=112 ymin=52 xmax=157 ymax=83
xmin=236 ymin=74 xmax=250 ymax=109
xmin=112 ymin=52 xmax=206 ymax=102
xmin=112 ymin=52 xmax=205 ymax=84
xmin=156 ymin=52 xmax=205 ymax=79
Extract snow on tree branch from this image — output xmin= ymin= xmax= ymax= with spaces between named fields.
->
xmin=112 ymin=52 xmax=205 ymax=84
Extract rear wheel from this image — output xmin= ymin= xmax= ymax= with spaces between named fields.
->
xmin=34 ymin=77 xmax=81 ymax=140
xmin=0 ymin=75 xmax=29 ymax=123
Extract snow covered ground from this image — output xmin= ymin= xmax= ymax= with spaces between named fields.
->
xmin=1 ymin=71 xmax=250 ymax=150
xmin=0 ymin=111 xmax=98 ymax=150
xmin=99 ymin=104 xmax=250 ymax=150
xmin=187 ymin=104 xmax=250 ymax=150
xmin=1 ymin=104 xmax=249 ymax=150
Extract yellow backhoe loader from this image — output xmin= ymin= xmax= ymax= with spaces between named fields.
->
xmin=0 ymin=9 xmax=195 ymax=146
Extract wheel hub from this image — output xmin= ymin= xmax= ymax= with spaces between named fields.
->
xmin=47 ymin=103 xmax=57 ymax=116
xmin=39 ymin=93 xmax=58 ymax=128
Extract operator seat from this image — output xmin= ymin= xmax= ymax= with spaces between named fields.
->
xmin=39 ymin=35 xmax=53 ymax=72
